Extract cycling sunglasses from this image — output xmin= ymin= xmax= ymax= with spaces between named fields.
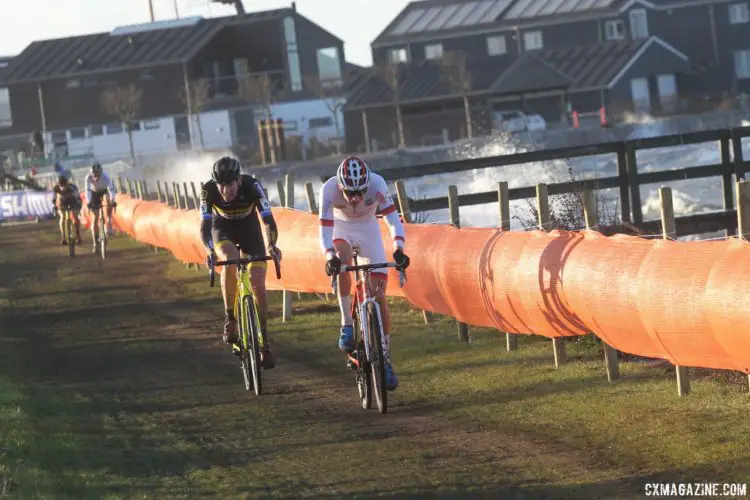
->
xmin=343 ymin=188 xmax=365 ymax=197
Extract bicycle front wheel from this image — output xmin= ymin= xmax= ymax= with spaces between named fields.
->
xmin=366 ymin=302 xmax=387 ymax=414
xmin=66 ymin=216 xmax=75 ymax=258
xmin=244 ymin=294 xmax=262 ymax=396
xmin=99 ymin=209 xmax=107 ymax=260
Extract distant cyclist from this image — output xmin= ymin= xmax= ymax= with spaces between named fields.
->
xmin=318 ymin=156 xmax=410 ymax=391
xmin=52 ymin=175 xmax=83 ymax=245
xmin=200 ymin=156 xmax=282 ymax=369
xmin=84 ymin=162 xmax=117 ymax=252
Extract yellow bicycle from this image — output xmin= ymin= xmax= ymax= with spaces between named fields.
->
xmin=209 ymin=245 xmax=281 ymax=396
xmin=59 ymin=206 xmax=77 ymax=258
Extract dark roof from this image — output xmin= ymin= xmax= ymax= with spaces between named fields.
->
xmin=373 ymin=0 xmax=723 ymax=45
xmin=535 ymin=37 xmax=689 ymax=90
xmin=345 ymin=36 xmax=690 ymax=109
xmin=0 ymin=9 xmax=291 ymax=84
xmin=345 ymin=53 xmax=568 ymax=109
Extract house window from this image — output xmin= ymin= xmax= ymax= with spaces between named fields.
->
xmin=486 ymin=35 xmax=506 ymax=55
xmin=309 ymin=116 xmax=333 ymax=128
xmin=389 ymin=47 xmax=408 ymax=64
xmin=425 ymin=43 xmax=443 ymax=59
xmin=0 ymin=88 xmax=11 ymax=127
xmin=138 ymin=70 xmax=153 ymax=81
xmin=283 ymin=16 xmax=303 ymax=91
xmin=82 ymin=76 xmax=100 ymax=87
xmin=69 ymin=128 xmax=86 ymax=140
xmin=629 ymin=9 xmax=649 ymax=39
xmin=734 ymin=50 xmax=750 ymax=78
xmin=65 ymin=79 xmax=81 ymax=89
xmin=89 ymin=125 xmax=104 ymax=137
xmin=729 ymin=3 xmax=749 ymax=23
xmin=316 ymin=47 xmax=342 ymax=87
xmin=523 ymin=31 xmax=543 ymax=51
xmin=604 ymin=20 xmax=625 ymax=40
xmin=143 ymin=120 xmax=160 ymax=130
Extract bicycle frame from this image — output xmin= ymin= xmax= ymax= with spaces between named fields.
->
xmin=332 ymin=246 xmax=406 ymax=364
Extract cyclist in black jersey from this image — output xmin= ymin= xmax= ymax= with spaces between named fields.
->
xmin=53 ymin=175 xmax=83 ymax=245
xmin=200 ymin=156 xmax=282 ymax=369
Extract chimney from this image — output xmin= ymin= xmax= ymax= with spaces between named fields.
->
xmin=291 ymin=2 xmax=296 ymax=11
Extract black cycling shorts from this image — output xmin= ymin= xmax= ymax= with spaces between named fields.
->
xmin=212 ymin=216 xmax=266 ymax=259
xmin=89 ymin=190 xmax=110 ymax=209
xmin=60 ymin=198 xmax=82 ymax=211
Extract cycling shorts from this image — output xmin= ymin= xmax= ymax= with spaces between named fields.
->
xmin=333 ymin=219 xmax=388 ymax=277
xmin=59 ymin=198 xmax=82 ymax=211
xmin=212 ymin=215 xmax=267 ymax=268
xmin=89 ymin=190 xmax=111 ymax=209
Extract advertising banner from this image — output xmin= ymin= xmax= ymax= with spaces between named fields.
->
xmin=0 ymin=190 xmax=55 ymax=222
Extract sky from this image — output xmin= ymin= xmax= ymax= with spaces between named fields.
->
xmin=0 ymin=0 xmax=410 ymax=67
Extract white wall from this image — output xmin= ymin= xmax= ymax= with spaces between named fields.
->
xmin=270 ymin=98 xmax=344 ymax=144
xmin=44 ymin=98 xmax=346 ymax=165
xmin=190 ymin=110 xmax=232 ymax=150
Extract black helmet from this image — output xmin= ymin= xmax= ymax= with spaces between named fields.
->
xmin=211 ymin=156 xmax=241 ymax=184
xmin=57 ymin=175 xmax=68 ymax=185
xmin=91 ymin=162 xmax=102 ymax=175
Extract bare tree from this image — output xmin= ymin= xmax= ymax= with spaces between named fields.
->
xmin=439 ymin=51 xmax=473 ymax=139
xmin=376 ymin=62 xmax=405 ymax=148
xmin=101 ymin=84 xmax=142 ymax=166
xmin=239 ymin=72 xmax=279 ymax=163
xmin=179 ymin=79 xmax=210 ymax=149
xmin=303 ymin=75 xmax=344 ymax=153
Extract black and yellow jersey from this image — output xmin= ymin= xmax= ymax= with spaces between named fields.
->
xmin=199 ymin=174 xmax=277 ymax=251
xmin=200 ymin=174 xmax=272 ymax=221
xmin=53 ymin=183 xmax=81 ymax=202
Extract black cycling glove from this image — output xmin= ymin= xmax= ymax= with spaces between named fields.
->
xmin=393 ymin=248 xmax=410 ymax=270
xmin=325 ymin=255 xmax=341 ymax=276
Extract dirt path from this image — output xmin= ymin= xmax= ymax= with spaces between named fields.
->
xmin=0 ymin=222 xmax=653 ymax=499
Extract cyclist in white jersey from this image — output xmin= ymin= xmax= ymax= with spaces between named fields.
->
xmin=84 ymin=162 xmax=117 ymax=252
xmin=318 ymin=156 xmax=410 ymax=391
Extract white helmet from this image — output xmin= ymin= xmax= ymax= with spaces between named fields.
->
xmin=336 ymin=156 xmax=370 ymax=194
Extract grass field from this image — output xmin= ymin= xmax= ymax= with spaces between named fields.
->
xmin=1 ymin=221 xmax=749 ymax=499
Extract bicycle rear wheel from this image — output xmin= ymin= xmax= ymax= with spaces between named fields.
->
xmin=244 ymin=294 xmax=262 ymax=396
xmin=366 ymin=302 xmax=387 ymax=414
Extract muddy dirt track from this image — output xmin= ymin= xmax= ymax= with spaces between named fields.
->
xmin=1 ymin=222 xmax=737 ymax=499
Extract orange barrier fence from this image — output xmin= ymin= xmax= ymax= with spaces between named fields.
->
xmin=107 ymin=194 xmax=750 ymax=374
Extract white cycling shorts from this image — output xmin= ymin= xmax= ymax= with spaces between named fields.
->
xmin=333 ymin=219 xmax=388 ymax=277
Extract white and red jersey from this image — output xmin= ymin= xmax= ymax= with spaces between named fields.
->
xmin=318 ymin=172 xmax=405 ymax=259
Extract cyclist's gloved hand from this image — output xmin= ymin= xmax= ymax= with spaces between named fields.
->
xmin=393 ymin=248 xmax=410 ymax=270
xmin=325 ymin=255 xmax=341 ymax=277
xmin=87 ymin=202 xmax=94 ymax=210
xmin=268 ymin=245 xmax=282 ymax=262
xmin=205 ymin=250 xmax=217 ymax=269
xmin=111 ymin=201 xmax=117 ymax=209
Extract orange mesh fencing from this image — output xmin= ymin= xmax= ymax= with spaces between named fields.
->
xmin=103 ymin=194 xmax=750 ymax=374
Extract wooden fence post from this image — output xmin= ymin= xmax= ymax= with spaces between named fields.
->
xmin=659 ymin=186 xmax=691 ymax=397
xmin=116 ymin=176 xmax=124 ymax=195
xmin=719 ymin=134 xmax=734 ymax=237
xmin=277 ymin=180 xmax=285 ymax=207
xmin=395 ymin=180 xmax=432 ymax=325
xmin=191 ymin=182 xmax=200 ymax=210
xmin=174 ymin=183 xmax=183 ymax=209
xmin=537 ymin=183 xmax=566 ymax=367
xmin=497 ymin=181 xmax=517 ymax=351
xmin=282 ymin=173 xmax=294 ymax=322
xmin=448 ymin=185 xmax=469 ymax=343
xmin=183 ymin=182 xmax=191 ymax=209
xmin=156 ymin=180 xmax=165 ymax=203
xmin=583 ymin=188 xmax=620 ymax=381
xmin=735 ymin=179 xmax=750 ymax=394
xmin=125 ymin=179 xmax=133 ymax=196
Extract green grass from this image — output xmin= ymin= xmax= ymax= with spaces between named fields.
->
xmin=1 ymin=221 xmax=749 ymax=499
